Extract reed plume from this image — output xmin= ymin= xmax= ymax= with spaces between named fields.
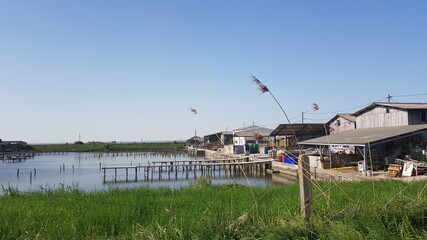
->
xmin=189 ymin=107 xmax=198 ymax=114
xmin=251 ymin=75 xmax=298 ymax=144
xmin=312 ymin=103 xmax=319 ymax=111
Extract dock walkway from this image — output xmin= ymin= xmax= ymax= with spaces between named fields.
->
xmin=102 ymin=159 xmax=272 ymax=182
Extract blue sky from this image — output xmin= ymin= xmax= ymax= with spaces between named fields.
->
xmin=1 ymin=1 xmax=426 ymax=143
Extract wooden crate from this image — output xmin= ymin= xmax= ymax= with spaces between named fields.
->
xmin=387 ymin=164 xmax=402 ymax=177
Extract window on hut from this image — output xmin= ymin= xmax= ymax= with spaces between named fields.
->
xmin=421 ymin=110 xmax=427 ymax=122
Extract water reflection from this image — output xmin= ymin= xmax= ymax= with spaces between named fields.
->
xmin=0 ymin=152 xmax=294 ymax=194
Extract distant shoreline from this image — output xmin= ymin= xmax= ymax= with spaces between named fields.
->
xmin=3 ymin=141 xmax=186 ymax=153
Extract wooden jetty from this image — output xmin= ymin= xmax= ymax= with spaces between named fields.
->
xmin=0 ymin=153 xmax=35 ymax=162
xmin=102 ymin=159 xmax=272 ymax=183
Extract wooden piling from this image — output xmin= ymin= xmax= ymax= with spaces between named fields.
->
xmin=299 ymin=155 xmax=313 ymax=222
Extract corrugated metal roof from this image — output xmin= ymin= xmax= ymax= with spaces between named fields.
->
xmin=299 ymin=124 xmax=427 ymax=146
xmin=376 ymin=102 xmax=427 ymax=109
xmin=354 ymin=102 xmax=427 ymax=116
xmin=270 ymin=123 xmax=328 ymax=136
xmin=233 ymin=125 xmax=273 ymax=134
xmin=338 ymin=114 xmax=356 ymax=122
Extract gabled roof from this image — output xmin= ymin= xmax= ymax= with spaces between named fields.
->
xmin=326 ymin=113 xmax=356 ymax=125
xmin=270 ymin=123 xmax=328 ymax=136
xmin=233 ymin=125 xmax=260 ymax=132
xmin=299 ymin=124 xmax=427 ymax=146
xmin=354 ymin=102 xmax=427 ymax=116
xmin=233 ymin=125 xmax=273 ymax=135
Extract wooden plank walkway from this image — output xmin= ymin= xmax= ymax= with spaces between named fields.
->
xmin=102 ymin=160 xmax=272 ymax=183
xmin=0 ymin=153 xmax=35 ymax=162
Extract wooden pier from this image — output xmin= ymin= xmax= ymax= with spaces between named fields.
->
xmin=0 ymin=153 xmax=35 ymax=162
xmin=102 ymin=159 xmax=272 ymax=183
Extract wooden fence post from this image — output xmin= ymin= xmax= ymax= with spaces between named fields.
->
xmin=299 ymin=154 xmax=313 ymax=222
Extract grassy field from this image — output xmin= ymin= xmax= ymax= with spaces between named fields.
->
xmin=29 ymin=141 xmax=186 ymax=152
xmin=0 ymin=179 xmax=426 ymax=239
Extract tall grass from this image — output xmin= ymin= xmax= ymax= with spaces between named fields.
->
xmin=0 ymin=180 xmax=426 ymax=239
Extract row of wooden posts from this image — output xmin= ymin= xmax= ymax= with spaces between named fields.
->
xmin=16 ymin=163 xmax=77 ymax=185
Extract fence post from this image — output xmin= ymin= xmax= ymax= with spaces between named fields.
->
xmin=299 ymin=154 xmax=313 ymax=222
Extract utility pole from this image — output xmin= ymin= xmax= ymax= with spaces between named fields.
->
xmin=387 ymin=94 xmax=392 ymax=103
xmin=194 ymin=129 xmax=197 ymax=148
xmin=302 ymin=111 xmax=304 ymax=124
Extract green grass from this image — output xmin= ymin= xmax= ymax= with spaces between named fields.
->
xmin=29 ymin=141 xmax=186 ymax=152
xmin=0 ymin=180 xmax=426 ymax=239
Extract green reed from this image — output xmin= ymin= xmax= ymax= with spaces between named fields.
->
xmin=0 ymin=180 xmax=426 ymax=239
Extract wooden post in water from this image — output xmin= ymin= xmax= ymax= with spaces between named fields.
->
xmin=151 ymin=166 xmax=154 ymax=180
xmin=30 ymin=172 xmax=32 ymax=184
xmin=298 ymin=155 xmax=313 ymax=222
xmin=135 ymin=167 xmax=138 ymax=181
xmin=17 ymin=169 xmax=20 ymax=178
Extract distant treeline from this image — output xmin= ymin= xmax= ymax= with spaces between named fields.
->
xmin=29 ymin=141 xmax=186 ymax=152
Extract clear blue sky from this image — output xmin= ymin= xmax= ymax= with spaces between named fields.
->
xmin=1 ymin=1 xmax=426 ymax=143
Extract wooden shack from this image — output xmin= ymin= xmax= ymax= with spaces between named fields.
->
xmin=354 ymin=102 xmax=427 ymax=128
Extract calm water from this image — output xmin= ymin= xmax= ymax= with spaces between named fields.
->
xmin=0 ymin=152 xmax=289 ymax=194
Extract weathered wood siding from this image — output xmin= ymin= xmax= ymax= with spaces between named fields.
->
xmin=356 ymin=107 xmax=409 ymax=128
xmin=408 ymin=110 xmax=427 ymax=125
xmin=329 ymin=116 xmax=356 ymax=134
xmin=408 ymin=110 xmax=427 ymax=141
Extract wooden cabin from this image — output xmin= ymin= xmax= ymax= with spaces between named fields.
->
xmin=354 ymin=102 xmax=427 ymax=128
xmin=203 ymin=131 xmax=233 ymax=148
xmin=354 ymin=102 xmax=427 ymax=143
